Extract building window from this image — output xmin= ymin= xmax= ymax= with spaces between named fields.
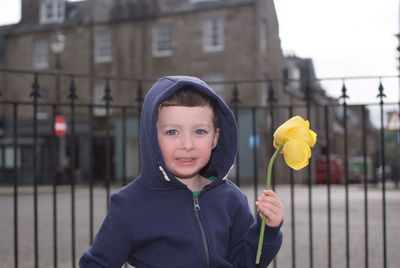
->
xmin=93 ymin=83 xmax=113 ymax=116
xmin=152 ymin=24 xmax=172 ymax=57
xmin=260 ymin=18 xmax=268 ymax=53
xmin=0 ymin=146 xmax=21 ymax=168
xmin=40 ymin=0 xmax=65 ymax=24
xmin=283 ymin=63 xmax=301 ymax=92
xmin=33 ymin=39 xmax=49 ymax=70
xmin=95 ymin=30 xmax=112 ymax=63
xmin=37 ymin=88 xmax=49 ymax=120
xmin=202 ymin=18 xmax=224 ymax=52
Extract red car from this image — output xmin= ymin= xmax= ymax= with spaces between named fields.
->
xmin=315 ymin=158 xmax=344 ymax=184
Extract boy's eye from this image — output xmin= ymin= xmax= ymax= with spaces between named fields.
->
xmin=165 ymin=129 xmax=178 ymax=136
xmin=195 ymin=129 xmax=208 ymax=135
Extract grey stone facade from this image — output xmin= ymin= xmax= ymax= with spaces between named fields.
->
xmin=1 ymin=0 xmax=283 ymax=106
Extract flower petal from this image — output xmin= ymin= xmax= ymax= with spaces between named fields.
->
xmin=282 ymin=128 xmax=317 ymax=147
xmin=273 ymin=116 xmax=310 ymax=148
xmin=308 ymin=130 xmax=317 ymax=147
xmin=282 ymin=140 xmax=311 ymax=170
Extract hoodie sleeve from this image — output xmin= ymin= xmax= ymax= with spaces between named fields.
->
xmin=229 ymin=193 xmax=283 ymax=268
xmin=79 ymin=194 xmax=132 ymax=268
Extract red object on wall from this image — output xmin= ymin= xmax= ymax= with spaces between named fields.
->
xmin=54 ymin=115 xmax=67 ymax=137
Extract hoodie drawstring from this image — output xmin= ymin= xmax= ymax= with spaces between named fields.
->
xmin=158 ymin=166 xmax=171 ymax=182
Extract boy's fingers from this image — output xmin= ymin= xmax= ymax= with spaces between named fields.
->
xmin=258 ymin=195 xmax=284 ymax=208
xmin=263 ymin=190 xmax=276 ymax=197
xmin=257 ymin=199 xmax=284 ymax=214
xmin=256 ymin=203 xmax=283 ymax=227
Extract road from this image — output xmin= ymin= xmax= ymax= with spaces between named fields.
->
xmin=1 ymin=183 xmax=399 ymax=268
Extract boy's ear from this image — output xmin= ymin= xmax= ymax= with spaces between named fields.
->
xmin=212 ymin=128 xmax=220 ymax=149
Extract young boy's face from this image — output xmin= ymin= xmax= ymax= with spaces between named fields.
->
xmin=156 ymin=104 xmax=219 ymax=181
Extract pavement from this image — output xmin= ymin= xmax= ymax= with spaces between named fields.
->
xmin=1 ymin=183 xmax=399 ymax=268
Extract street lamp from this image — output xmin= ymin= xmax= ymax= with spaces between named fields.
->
xmin=50 ymin=31 xmax=66 ymax=55
xmin=50 ymin=31 xmax=66 ymax=109
xmin=50 ymin=31 xmax=67 ymax=175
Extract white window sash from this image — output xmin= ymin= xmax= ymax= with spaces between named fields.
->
xmin=33 ymin=39 xmax=49 ymax=69
xmin=93 ymin=84 xmax=113 ymax=116
xmin=152 ymin=24 xmax=172 ymax=57
xmin=260 ymin=18 xmax=268 ymax=52
xmin=95 ymin=31 xmax=112 ymax=63
xmin=40 ymin=0 xmax=65 ymax=24
xmin=202 ymin=18 xmax=224 ymax=52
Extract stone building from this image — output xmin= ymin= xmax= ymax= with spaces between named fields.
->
xmin=283 ymin=55 xmax=378 ymax=183
xmin=0 ymin=0 xmax=287 ymax=184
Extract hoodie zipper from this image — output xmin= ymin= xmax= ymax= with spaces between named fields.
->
xmin=193 ymin=197 xmax=211 ymax=268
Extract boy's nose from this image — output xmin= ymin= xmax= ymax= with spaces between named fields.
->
xmin=181 ymin=134 xmax=194 ymax=150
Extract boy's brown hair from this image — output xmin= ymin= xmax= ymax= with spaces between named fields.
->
xmin=160 ymin=86 xmax=219 ymax=128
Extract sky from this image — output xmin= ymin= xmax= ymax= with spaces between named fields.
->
xmin=274 ymin=0 xmax=399 ymax=105
xmin=0 ymin=0 xmax=399 ymax=105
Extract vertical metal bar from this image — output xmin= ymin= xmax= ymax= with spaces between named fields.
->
xmin=324 ymin=105 xmax=332 ymax=268
xmin=377 ymin=81 xmax=387 ymax=268
xmin=136 ymin=81 xmax=143 ymax=167
xmin=122 ymin=107 xmax=127 ymax=186
xmin=231 ymin=83 xmax=240 ymax=187
xmin=30 ymin=74 xmax=41 ymax=268
xmin=251 ymin=108 xmax=258 ymax=213
xmin=51 ymin=105 xmax=58 ymax=268
xmin=267 ymin=80 xmax=278 ymax=268
xmin=103 ymin=78 xmax=113 ymax=210
xmin=304 ymin=81 xmax=313 ymax=268
xmin=341 ymin=82 xmax=350 ymax=268
xmin=88 ymin=19 xmax=95 ymax=244
xmin=397 ymin=100 xmax=400 ymax=189
xmin=0 ymin=144 xmax=4 ymax=177
xmin=361 ymin=105 xmax=369 ymax=268
xmin=13 ymin=103 xmax=19 ymax=268
xmin=122 ymin=107 xmax=128 ymax=268
xmin=68 ymin=76 xmax=78 ymax=268
xmin=267 ymin=81 xmax=276 ymax=190
xmin=88 ymin=104 xmax=94 ymax=244
xmin=288 ymin=106 xmax=296 ymax=268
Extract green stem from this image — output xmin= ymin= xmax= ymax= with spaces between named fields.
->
xmin=255 ymin=145 xmax=283 ymax=264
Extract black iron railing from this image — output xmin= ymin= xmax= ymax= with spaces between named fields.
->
xmin=0 ymin=68 xmax=399 ymax=268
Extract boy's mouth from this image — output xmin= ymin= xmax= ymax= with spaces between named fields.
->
xmin=176 ymin=158 xmax=196 ymax=166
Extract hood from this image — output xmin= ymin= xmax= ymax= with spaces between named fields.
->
xmin=138 ymin=76 xmax=238 ymax=189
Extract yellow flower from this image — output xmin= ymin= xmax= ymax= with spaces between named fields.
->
xmin=256 ymin=115 xmax=317 ymax=264
xmin=273 ymin=116 xmax=317 ymax=170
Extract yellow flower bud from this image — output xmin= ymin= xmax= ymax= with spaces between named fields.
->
xmin=273 ymin=116 xmax=317 ymax=170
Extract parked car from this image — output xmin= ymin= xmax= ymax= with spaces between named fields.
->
xmin=375 ymin=165 xmax=392 ymax=182
xmin=315 ymin=157 xmax=343 ymax=184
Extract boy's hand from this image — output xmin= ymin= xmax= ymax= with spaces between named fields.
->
xmin=256 ymin=190 xmax=284 ymax=227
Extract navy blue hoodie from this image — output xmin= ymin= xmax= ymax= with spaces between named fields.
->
xmin=80 ymin=76 xmax=282 ymax=268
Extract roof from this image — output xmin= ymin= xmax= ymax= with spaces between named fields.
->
xmin=9 ymin=0 xmax=254 ymax=34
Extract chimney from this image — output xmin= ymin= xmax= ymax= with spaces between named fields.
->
xmin=20 ymin=0 xmax=40 ymax=23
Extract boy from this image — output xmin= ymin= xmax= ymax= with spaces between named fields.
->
xmin=80 ymin=76 xmax=284 ymax=267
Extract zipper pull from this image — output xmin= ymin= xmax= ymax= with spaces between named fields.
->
xmin=193 ymin=197 xmax=200 ymax=211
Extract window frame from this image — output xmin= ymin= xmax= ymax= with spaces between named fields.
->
xmin=40 ymin=0 xmax=65 ymax=24
xmin=259 ymin=18 xmax=268 ymax=53
xmin=152 ymin=23 xmax=173 ymax=57
xmin=94 ymin=30 xmax=113 ymax=63
xmin=93 ymin=83 xmax=113 ymax=116
xmin=202 ymin=17 xmax=224 ymax=53
xmin=33 ymin=38 xmax=49 ymax=70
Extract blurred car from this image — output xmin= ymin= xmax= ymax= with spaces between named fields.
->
xmin=315 ymin=158 xmax=343 ymax=184
xmin=375 ymin=165 xmax=392 ymax=182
